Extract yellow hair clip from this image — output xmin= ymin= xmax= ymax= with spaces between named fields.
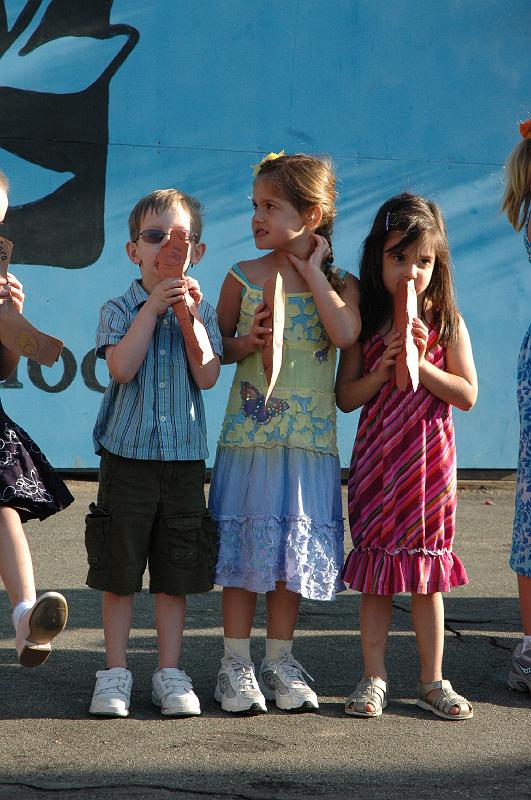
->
xmin=251 ymin=150 xmax=285 ymax=177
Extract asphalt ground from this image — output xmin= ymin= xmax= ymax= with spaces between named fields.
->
xmin=0 ymin=481 xmax=529 ymax=800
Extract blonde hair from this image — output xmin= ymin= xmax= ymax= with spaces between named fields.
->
xmin=0 ymin=169 xmax=9 ymax=194
xmin=255 ymin=153 xmax=345 ymax=294
xmin=129 ymin=188 xmax=203 ymax=242
xmin=501 ymin=138 xmax=531 ymax=231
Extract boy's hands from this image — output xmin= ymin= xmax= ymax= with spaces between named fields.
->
xmin=374 ymin=332 xmax=403 ymax=384
xmin=246 ymin=301 xmax=272 ymax=350
xmin=145 ymin=276 xmax=204 ymax=318
xmin=184 ymin=275 xmax=203 ymax=306
xmin=144 ymin=277 xmax=189 ymax=317
xmin=0 ymin=272 xmax=24 ymax=313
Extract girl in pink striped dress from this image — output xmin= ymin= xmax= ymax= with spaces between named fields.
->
xmin=336 ymin=193 xmax=477 ymax=720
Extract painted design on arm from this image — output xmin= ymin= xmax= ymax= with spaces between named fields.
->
xmin=0 ymin=235 xmax=63 ymax=366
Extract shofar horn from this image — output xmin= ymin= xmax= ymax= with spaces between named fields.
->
xmin=155 ymin=229 xmax=213 ymax=366
xmin=393 ymin=277 xmax=419 ymax=392
xmin=261 ymin=271 xmax=285 ymax=404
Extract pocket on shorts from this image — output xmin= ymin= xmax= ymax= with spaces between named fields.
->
xmin=167 ymin=511 xmax=219 ymax=591
xmin=167 ymin=514 xmax=201 ymax=567
xmin=85 ymin=502 xmax=111 ymax=569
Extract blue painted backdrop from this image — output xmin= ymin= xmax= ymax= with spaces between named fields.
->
xmin=0 ymin=0 xmax=529 ymax=468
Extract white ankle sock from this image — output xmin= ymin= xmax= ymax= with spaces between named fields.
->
xmin=12 ymin=599 xmax=35 ymax=629
xmin=224 ymin=637 xmax=251 ymax=661
xmin=265 ymin=638 xmax=293 ymax=660
xmin=521 ymin=635 xmax=531 ymax=654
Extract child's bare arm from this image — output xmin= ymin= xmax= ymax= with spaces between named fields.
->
xmin=415 ymin=315 xmax=477 ymax=411
xmin=335 ymin=334 xmax=403 ymax=412
xmin=217 ymin=272 xmax=271 ymax=364
xmin=288 ymin=236 xmax=361 ymax=348
xmin=185 ymin=334 xmax=220 ymax=389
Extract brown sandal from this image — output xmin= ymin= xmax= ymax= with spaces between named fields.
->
xmin=416 ymin=679 xmax=473 ymax=720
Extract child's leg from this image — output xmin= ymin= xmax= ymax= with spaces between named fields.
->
xmin=0 ymin=507 xmax=68 ymax=666
xmin=102 ymin=591 xmax=134 ymax=668
xmin=360 ymin=592 xmax=393 ymax=681
xmin=222 ymin=586 xmax=257 ymax=641
xmin=216 ymin=587 xmax=266 ymax=714
xmin=151 ymin=591 xmax=200 ymax=717
xmin=265 ymin=580 xmax=300 ymax=641
xmin=411 ymin=591 xmax=444 ymax=685
xmin=343 ymin=592 xmax=394 ymax=715
xmin=260 ymin=581 xmax=317 ymax=711
xmin=91 ymin=591 xmax=133 ymax=716
xmin=508 ymin=574 xmax=531 ymax=692
xmin=0 ymin=507 xmax=36 ymax=607
xmin=154 ymin=592 xmax=186 ymax=668
xmin=412 ymin=591 xmax=471 ymax=717
xmin=517 ymin=574 xmax=531 ymax=636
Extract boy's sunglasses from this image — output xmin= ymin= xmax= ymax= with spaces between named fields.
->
xmin=135 ymin=229 xmax=198 ymax=245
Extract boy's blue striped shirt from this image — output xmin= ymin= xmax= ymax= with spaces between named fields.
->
xmin=93 ymin=279 xmax=222 ymax=461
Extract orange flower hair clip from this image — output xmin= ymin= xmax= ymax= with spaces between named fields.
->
xmin=519 ymin=119 xmax=531 ymax=139
xmin=251 ymin=150 xmax=285 ymax=177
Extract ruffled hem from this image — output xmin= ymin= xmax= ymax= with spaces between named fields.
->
xmin=213 ymin=513 xmax=345 ymax=601
xmin=342 ymin=546 xmax=468 ymax=595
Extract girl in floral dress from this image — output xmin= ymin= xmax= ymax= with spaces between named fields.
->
xmin=209 ymin=153 xmax=360 ymax=714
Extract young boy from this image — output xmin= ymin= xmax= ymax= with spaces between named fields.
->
xmin=86 ymin=189 xmax=221 ymax=717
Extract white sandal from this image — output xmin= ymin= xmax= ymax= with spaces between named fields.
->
xmin=345 ymin=676 xmax=387 ymax=717
xmin=416 ymin=679 xmax=473 ymax=720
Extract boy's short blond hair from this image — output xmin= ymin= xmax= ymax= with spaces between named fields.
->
xmin=128 ymin=189 xmax=203 ymax=242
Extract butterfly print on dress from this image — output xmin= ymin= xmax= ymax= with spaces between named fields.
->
xmin=240 ymin=381 xmax=289 ymax=425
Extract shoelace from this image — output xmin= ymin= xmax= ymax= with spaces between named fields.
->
xmin=271 ymin=654 xmax=314 ymax=684
xmin=223 ymin=656 xmax=258 ymax=689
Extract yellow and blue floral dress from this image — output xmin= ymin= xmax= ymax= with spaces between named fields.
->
xmin=208 ymin=265 xmax=345 ymax=600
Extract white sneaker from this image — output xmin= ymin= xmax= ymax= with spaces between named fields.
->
xmin=259 ymin=653 xmax=319 ymax=711
xmin=89 ymin=667 xmax=132 ymax=717
xmin=508 ymin=643 xmax=531 ymax=693
xmin=152 ymin=668 xmax=201 ymax=716
xmin=214 ymin=655 xmax=267 ymax=714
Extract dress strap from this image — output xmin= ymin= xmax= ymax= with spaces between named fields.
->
xmin=229 ymin=264 xmax=262 ymax=291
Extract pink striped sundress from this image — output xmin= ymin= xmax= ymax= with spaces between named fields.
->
xmin=343 ymin=328 xmax=468 ymax=595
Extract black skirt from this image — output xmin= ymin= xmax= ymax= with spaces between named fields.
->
xmin=0 ymin=400 xmax=74 ymax=522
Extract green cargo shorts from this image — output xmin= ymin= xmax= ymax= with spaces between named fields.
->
xmin=85 ymin=449 xmax=218 ymax=596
